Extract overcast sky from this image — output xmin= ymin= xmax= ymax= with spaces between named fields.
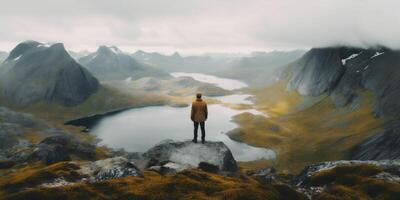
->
xmin=0 ymin=0 xmax=399 ymax=54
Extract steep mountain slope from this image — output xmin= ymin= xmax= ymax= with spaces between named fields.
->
xmin=79 ymin=46 xmax=168 ymax=80
xmin=0 ymin=41 xmax=99 ymax=106
xmin=283 ymin=47 xmax=400 ymax=160
xmin=0 ymin=51 xmax=8 ymax=63
xmin=228 ymin=46 xmax=400 ymax=172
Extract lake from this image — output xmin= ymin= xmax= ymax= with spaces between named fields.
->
xmin=91 ymin=73 xmax=276 ymax=162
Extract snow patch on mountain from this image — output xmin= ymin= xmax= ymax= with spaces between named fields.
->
xmin=371 ymin=51 xmax=384 ymax=59
xmin=109 ymin=46 xmax=123 ymax=54
xmin=341 ymin=53 xmax=361 ymax=65
xmin=13 ymin=55 xmax=22 ymax=61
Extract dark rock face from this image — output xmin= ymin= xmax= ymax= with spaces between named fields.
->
xmin=198 ymin=162 xmax=219 ymax=173
xmin=286 ymin=48 xmax=347 ymax=96
xmin=0 ymin=41 xmax=99 ymax=106
xmin=143 ymin=140 xmax=237 ymax=172
xmin=79 ymin=46 xmax=167 ymax=80
xmin=352 ymin=124 xmax=400 ymax=160
xmin=287 ymin=47 xmax=400 ymax=118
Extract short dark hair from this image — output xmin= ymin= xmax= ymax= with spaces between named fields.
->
xmin=196 ymin=93 xmax=202 ymax=98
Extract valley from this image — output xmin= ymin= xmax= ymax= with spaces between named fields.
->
xmin=0 ymin=41 xmax=400 ymax=200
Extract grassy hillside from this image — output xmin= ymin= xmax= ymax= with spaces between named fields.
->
xmin=229 ymin=80 xmax=386 ymax=173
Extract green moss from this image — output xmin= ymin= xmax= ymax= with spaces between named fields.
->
xmin=232 ymin=80 xmax=386 ymax=173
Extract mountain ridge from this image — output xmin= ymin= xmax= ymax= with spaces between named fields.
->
xmin=79 ymin=46 xmax=168 ymax=80
xmin=0 ymin=41 xmax=99 ymax=106
xmin=282 ymin=46 xmax=400 ymax=160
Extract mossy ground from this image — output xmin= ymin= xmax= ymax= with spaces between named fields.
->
xmin=231 ymin=80 xmax=385 ymax=173
xmin=0 ymin=162 xmax=307 ymax=200
xmin=308 ymin=165 xmax=400 ymax=200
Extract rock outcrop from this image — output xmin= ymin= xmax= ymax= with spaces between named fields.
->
xmin=0 ymin=41 xmax=99 ymax=106
xmin=143 ymin=140 xmax=237 ymax=173
xmin=27 ymin=135 xmax=96 ymax=164
xmin=294 ymin=159 xmax=400 ymax=186
xmin=78 ymin=157 xmax=141 ymax=182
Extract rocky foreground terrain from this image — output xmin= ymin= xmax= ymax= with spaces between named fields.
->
xmin=0 ymin=128 xmax=399 ymax=199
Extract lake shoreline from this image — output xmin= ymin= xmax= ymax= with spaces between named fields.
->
xmin=65 ymin=102 xmax=189 ymax=131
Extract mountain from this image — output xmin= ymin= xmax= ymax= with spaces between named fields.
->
xmin=0 ymin=51 xmax=8 ymax=63
xmin=283 ymin=46 xmax=400 ymax=160
xmin=217 ymin=50 xmax=306 ymax=86
xmin=132 ymin=50 xmax=305 ymax=86
xmin=79 ymin=46 xmax=168 ymax=80
xmin=68 ymin=50 xmax=91 ymax=60
xmin=0 ymin=41 xmax=99 ymax=106
xmin=132 ymin=50 xmax=236 ymax=74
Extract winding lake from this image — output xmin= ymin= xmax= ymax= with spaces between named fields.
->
xmin=91 ymin=73 xmax=276 ymax=162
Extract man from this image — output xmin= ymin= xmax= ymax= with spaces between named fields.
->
xmin=190 ymin=93 xmax=208 ymax=143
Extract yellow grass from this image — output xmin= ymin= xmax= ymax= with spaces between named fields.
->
xmin=231 ymin=80 xmax=385 ymax=173
xmin=0 ymin=162 xmax=306 ymax=200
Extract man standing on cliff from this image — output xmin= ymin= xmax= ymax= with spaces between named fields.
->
xmin=191 ymin=93 xmax=208 ymax=144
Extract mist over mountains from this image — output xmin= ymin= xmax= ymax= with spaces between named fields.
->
xmin=0 ymin=51 xmax=8 ymax=63
xmin=78 ymin=46 xmax=168 ymax=80
xmin=0 ymin=38 xmax=400 ymax=199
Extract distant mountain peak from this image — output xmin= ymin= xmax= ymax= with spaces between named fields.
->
xmin=97 ymin=45 xmax=123 ymax=55
xmin=6 ymin=41 xmax=70 ymax=61
xmin=172 ymin=52 xmax=181 ymax=58
xmin=0 ymin=40 xmax=99 ymax=106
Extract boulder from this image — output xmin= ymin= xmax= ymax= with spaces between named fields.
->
xmin=27 ymin=134 xmax=96 ymax=164
xmin=143 ymin=140 xmax=237 ymax=172
xmin=29 ymin=143 xmax=71 ymax=164
xmin=78 ymin=157 xmax=141 ymax=182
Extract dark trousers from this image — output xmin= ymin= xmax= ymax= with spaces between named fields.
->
xmin=193 ymin=122 xmax=205 ymax=142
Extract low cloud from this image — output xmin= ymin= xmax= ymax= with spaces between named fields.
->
xmin=0 ymin=0 xmax=399 ymax=54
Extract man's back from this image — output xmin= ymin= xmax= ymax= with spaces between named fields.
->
xmin=191 ymin=93 xmax=208 ymax=143
xmin=191 ymin=99 xmax=208 ymax=122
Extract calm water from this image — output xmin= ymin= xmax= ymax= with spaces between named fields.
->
xmin=91 ymin=73 xmax=275 ymax=161
xmin=171 ymin=72 xmax=248 ymax=90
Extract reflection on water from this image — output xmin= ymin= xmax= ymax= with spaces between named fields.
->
xmin=171 ymin=72 xmax=248 ymax=90
xmin=92 ymin=105 xmax=275 ymax=161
